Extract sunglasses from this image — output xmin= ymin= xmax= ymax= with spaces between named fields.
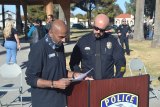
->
xmin=93 ymin=26 xmax=106 ymax=32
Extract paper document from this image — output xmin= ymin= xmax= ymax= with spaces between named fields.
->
xmin=72 ymin=68 xmax=93 ymax=82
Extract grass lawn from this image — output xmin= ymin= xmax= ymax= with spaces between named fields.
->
xmin=66 ymin=30 xmax=160 ymax=87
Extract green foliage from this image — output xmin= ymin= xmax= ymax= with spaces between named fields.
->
xmin=125 ymin=0 xmax=155 ymax=18
xmin=75 ymin=14 xmax=86 ymax=19
xmin=27 ymin=5 xmax=46 ymax=22
xmin=125 ymin=0 xmax=136 ymax=15
xmin=27 ymin=5 xmax=59 ymax=22
xmin=93 ymin=0 xmax=122 ymax=22
xmin=72 ymin=0 xmax=122 ymax=24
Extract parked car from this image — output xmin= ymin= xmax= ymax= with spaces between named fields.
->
xmin=72 ymin=23 xmax=86 ymax=29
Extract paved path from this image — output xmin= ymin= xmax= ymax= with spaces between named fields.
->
xmin=0 ymin=40 xmax=160 ymax=107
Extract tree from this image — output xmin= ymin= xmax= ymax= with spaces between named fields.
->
xmin=27 ymin=5 xmax=59 ymax=22
xmin=95 ymin=0 xmax=122 ymax=17
xmin=133 ymin=0 xmax=145 ymax=41
xmin=151 ymin=0 xmax=160 ymax=47
xmin=125 ymin=0 xmax=136 ymax=15
xmin=27 ymin=5 xmax=46 ymax=22
xmin=75 ymin=14 xmax=85 ymax=19
xmin=73 ymin=0 xmax=96 ymax=27
xmin=72 ymin=0 xmax=120 ymax=26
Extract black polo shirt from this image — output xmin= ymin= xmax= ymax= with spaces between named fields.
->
xmin=26 ymin=38 xmax=67 ymax=107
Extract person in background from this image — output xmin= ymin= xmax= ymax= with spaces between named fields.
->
xmin=143 ymin=22 xmax=148 ymax=40
xmin=25 ymin=19 xmax=92 ymax=107
xmin=3 ymin=21 xmax=21 ymax=64
xmin=117 ymin=18 xmax=131 ymax=55
xmin=28 ymin=19 xmax=41 ymax=47
xmin=37 ymin=19 xmax=47 ymax=39
xmin=70 ymin=14 xmax=126 ymax=80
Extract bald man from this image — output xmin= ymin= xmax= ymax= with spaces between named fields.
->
xmin=117 ymin=18 xmax=131 ymax=55
xmin=26 ymin=20 xmax=81 ymax=107
xmin=70 ymin=14 xmax=126 ymax=80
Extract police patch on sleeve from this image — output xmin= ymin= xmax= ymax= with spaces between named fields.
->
xmin=101 ymin=93 xmax=138 ymax=107
xmin=120 ymin=67 xmax=125 ymax=72
xmin=106 ymin=42 xmax=112 ymax=49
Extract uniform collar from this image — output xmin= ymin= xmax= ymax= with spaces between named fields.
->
xmin=91 ymin=32 xmax=109 ymax=41
xmin=45 ymin=34 xmax=62 ymax=49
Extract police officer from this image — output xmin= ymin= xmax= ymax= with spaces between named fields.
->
xmin=69 ymin=14 xmax=126 ymax=80
xmin=117 ymin=18 xmax=131 ymax=55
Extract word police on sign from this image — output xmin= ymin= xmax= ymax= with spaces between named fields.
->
xmin=101 ymin=93 xmax=138 ymax=107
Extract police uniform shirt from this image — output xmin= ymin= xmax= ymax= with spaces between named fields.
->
xmin=26 ymin=38 xmax=67 ymax=107
xmin=118 ymin=24 xmax=130 ymax=37
xmin=70 ymin=32 xmax=126 ymax=79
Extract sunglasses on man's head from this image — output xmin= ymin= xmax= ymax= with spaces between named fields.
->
xmin=93 ymin=26 xmax=106 ymax=32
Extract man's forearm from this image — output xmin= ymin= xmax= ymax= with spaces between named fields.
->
xmin=37 ymin=79 xmax=52 ymax=88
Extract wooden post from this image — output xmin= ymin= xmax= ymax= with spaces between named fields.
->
xmin=45 ymin=0 xmax=54 ymax=16
xmin=58 ymin=0 xmax=70 ymax=42
xmin=21 ymin=0 xmax=28 ymax=40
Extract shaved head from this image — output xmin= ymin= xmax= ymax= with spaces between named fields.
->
xmin=94 ymin=14 xmax=110 ymax=29
xmin=49 ymin=19 xmax=67 ymax=45
xmin=51 ymin=20 xmax=67 ymax=33
xmin=93 ymin=14 xmax=110 ymax=38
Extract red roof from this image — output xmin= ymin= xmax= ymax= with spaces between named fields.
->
xmin=116 ymin=14 xmax=131 ymax=18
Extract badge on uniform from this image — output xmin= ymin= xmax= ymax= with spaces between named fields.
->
xmin=48 ymin=53 xmax=55 ymax=58
xmin=106 ymin=42 xmax=112 ymax=49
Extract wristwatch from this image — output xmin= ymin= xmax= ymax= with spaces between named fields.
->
xmin=51 ymin=81 xmax=54 ymax=88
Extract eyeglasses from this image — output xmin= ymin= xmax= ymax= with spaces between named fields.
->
xmin=93 ymin=26 xmax=106 ymax=32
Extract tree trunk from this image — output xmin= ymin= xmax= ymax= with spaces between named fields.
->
xmin=151 ymin=0 xmax=160 ymax=48
xmin=16 ymin=5 xmax=22 ymax=34
xmin=88 ymin=2 xmax=92 ymax=28
xmin=133 ymin=0 xmax=145 ymax=41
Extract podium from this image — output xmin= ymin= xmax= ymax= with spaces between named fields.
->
xmin=67 ymin=75 xmax=149 ymax=107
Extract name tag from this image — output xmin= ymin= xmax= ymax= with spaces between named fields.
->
xmin=48 ymin=53 xmax=55 ymax=58
xmin=84 ymin=47 xmax=90 ymax=50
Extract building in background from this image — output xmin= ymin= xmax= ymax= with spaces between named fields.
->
xmin=0 ymin=10 xmax=16 ymax=29
xmin=114 ymin=13 xmax=134 ymax=27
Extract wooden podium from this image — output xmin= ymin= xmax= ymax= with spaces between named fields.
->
xmin=67 ymin=75 xmax=149 ymax=107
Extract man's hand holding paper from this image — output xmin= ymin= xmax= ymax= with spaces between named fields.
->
xmin=72 ymin=68 xmax=94 ymax=82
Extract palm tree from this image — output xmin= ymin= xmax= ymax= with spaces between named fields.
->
xmin=151 ymin=0 xmax=160 ymax=47
xmin=133 ymin=0 xmax=145 ymax=41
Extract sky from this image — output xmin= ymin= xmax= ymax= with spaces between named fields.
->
xmin=0 ymin=0 xmax=130 ymax=15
